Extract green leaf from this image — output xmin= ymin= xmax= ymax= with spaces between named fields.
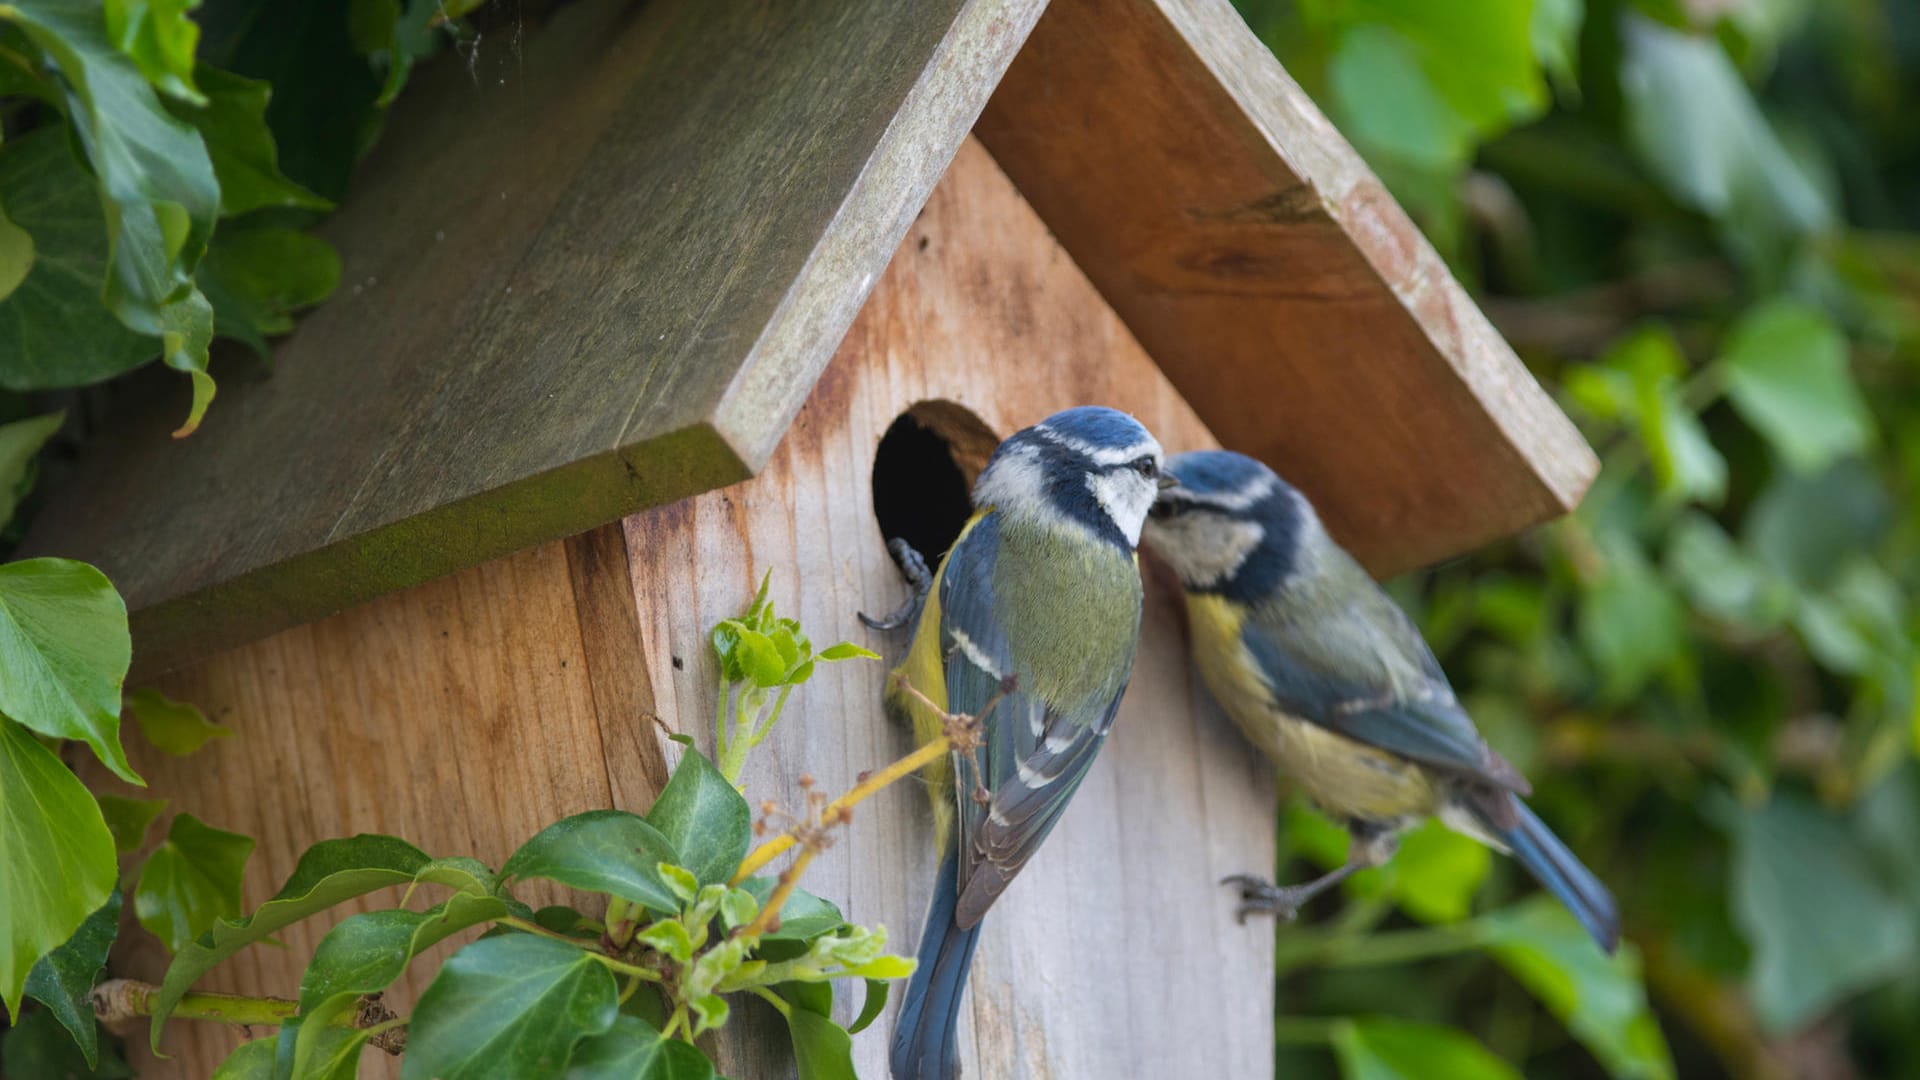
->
xmin=150 ymin=834 xmax=429 ymax=1049
xmin=848 ymin=978 xmax=888 ymax=1034
xmin=22 ymin=890 xmax=120 ymax=1067
xmin=195 ymin=223 xmax=339 ymax=358
xmin=503 ymin=810 xmax=684 ymax=914
xmin=293 ymin=892 xmax=511 ymax=1075
xmin=720 ymin=887 xmax=759 ymax=931
xmin=1482 ymin=898 xmax=1675 ymax=1080
xmin=1332 ymin=1017 xmax=1521 ymax=1080
xmin=96 ymin=794 xmax=166 ymax=854
xmin=1731 ymin=792 xmax=1916 ymax=1032
xmin=210 ymin=1037 xmax=274 ymax=1079
xmin=0 ymin=411 xmax=61 ymax=528
xmin=1329 ymin=25 xmax=1473 ymax=172
xmin=412 ymin=855 xmax=497 ymax=897
xmin=646 ymin=750 xmax=751 ymax=886
xmin=688 ymin=992 xmax=729 ymax=1036
xmin=0 ymin=557 xmax=137 ymax=783
xmin=1 ymin=0 xmax=220 ymax=336
xmin=566 ymin=1014 xmax=715 ymax=1080
xmin=530 ymin=904 xmax=600 ymax=939
xmin=817 ymin=642 xmax=879 ymax=662
xmin=1664 ymin=513 xmax=1792 ymax=630
xmin=133 ymin=811 xmax=254 ymax=954
xmin=103 ymin=0 xmax=203 ymax=104
xmin=783 ymin=1003 xmax=856 ymax=1080
xmin=636 ymin=920 xmax=692 ymax=964
xmin=738 ymin=879 xmax=845 ymax=942
xmin=1376 ymin=821 xmax=1491 ymax=924
xmin=157 ymin=284 xmax=215 ymax=436
xmin=124 ymin=687 xmax=230 ymax=755
xmin=0 ymin=130 xmax=158 ymax=390
xmin=0 ymin=717 xmax=117 ymax=1021
xmin=0 ymin=195 xmax=34 ymax=303
xmin=402 ymin=933 xmax=618 ymax=1080
xmin=1620 ymin=16 xmax=1830 ymax=263
xmin=734 ymin=629 xmax=786 ymax=688
xmin=1 ymin=1004 xmax=133 ymax=1079
xmin=277 ymin=1013 xmax=366 ymax=1080
xmin=1721 ymin=300 xmax=1873 ymax=472
xmin=1531 ymin=0 xmax=1582 ymax=94
xmin=166 ymin=65 xmax=331 ymax=216
xmin=1577 ymin=536 xmax=1686 ymax=702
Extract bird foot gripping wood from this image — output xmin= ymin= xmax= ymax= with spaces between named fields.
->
xmin=1221 ymin=873 xmax=1315 ymax=924
xmin=859 ymin=538 xmax=933 ymax=630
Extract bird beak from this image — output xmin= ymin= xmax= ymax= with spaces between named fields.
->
xmin=1157 ymin=474 xmax=1180 ymax=492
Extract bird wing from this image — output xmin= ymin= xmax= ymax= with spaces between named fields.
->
xmin=1241 ymin=549 xmax=1529 ymax=794
xmin=934 ymin=513 xmax=1131 ymax=927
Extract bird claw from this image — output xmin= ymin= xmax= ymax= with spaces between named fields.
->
xmin=859 ymin=539 xmax=933 ymax=631
xmin=1220 ymin=873 xmax=1305 ymax=924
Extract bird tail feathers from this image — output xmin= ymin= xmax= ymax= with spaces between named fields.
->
xmin=890 ymin=851 xmax=983 ymax=1080
xmin=1479 ymin=794 xmax=1620 ymax=954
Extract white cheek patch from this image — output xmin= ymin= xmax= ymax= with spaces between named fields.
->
xmin=1086 ymin=471 xmax=1153 ymax=546
xmin=1153 ymin=514 xmax=1264 ymax=588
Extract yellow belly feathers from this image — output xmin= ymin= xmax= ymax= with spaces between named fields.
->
xmin=1185 ymin=592 xmax=1437 ymax=823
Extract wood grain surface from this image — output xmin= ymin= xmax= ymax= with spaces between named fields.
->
xmin=977 ymin=0 xmax=1598 ymax=576
xmin=624 ymin=138 xmax=1275 ymax=1080
xmin=98 ymin=139 xmax=1276 ymax=1079
xmin=25 ymin=0 xmax=1048 ymax=677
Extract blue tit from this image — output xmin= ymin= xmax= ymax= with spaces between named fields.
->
xmin=1140 ymin=450 xmax=1618 ymax=953
xmin=886 ymin=406 xmax=1174 ymax=1080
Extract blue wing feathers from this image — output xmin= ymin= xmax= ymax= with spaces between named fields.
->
xmin=891 ymin=851 xmax=985 ymax=1080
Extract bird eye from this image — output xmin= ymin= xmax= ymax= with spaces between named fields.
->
xmin=1129 ymin=456 xmax=1158 ymax=478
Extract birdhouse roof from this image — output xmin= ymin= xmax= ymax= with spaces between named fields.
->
xmin=26 ymin=0 xmax=1595 ymax=674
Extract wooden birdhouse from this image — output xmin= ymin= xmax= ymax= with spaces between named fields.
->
xmin=31 ymin=0 xmax=1595 ymax=1076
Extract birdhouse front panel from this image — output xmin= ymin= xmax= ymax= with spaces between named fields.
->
xmin=102 ymin=138 xmax=1275 ymax=1079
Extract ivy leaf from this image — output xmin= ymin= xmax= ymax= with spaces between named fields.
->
xmin=734 ymin=629 xmax=786 ymax=688
xmin=0 ymin=411 xmax=61 ymax=528
xmin=646 ymin=749 xmax=751 ymax=886
xmin=566 ymin=1014 xmax=715 ymax=1080
xmin=0 ymin=1004 xmax=133 ymax=1079
xmin=133 ymin=812 xmax=254 ymax=954
xmin=412 ymin=855 xmax=497 ymax=897
xmin=0 ymin=130 xmax=157 ymax=391
xmin=402 ymin=933 xmax=618 ymax=1080
xmin=1722 ymin=300 xmax=1873 ymax=473
xmin=158 ymin=284 xmax=215 ymax=437
xmin=166 ymin=65 xmax=331 ymax=216
xmin=1577 ymin=535 xmax=1686 ymax=703
xmin=23 ymin=890 xmax=121 ymax=1066
xmin=1531 ymin=0 xmax=1582 ymax=94
xmin=817 ymin=642 xmax=879 ymax=662
xmin=293 ymin=893 xmax=513 ymax=1075
xmin=96 ymin=794 xmax=167 ymax=854
xmin=195 ymin=223 xmax=339 ymax=358
xmin=1482 ymin=898 xmax=1675 ymax=1080
xmin=125 ymin=687 xmax=230 ymax=755
xmin=1731 ymin=792 xmax=1916 ymax=1031
xmin=0 ymin=557 xmax=138 ymax=783
xmin=1664 ymin=514 xmax=1792 ymax=631
xmin=0 ymin=717 xmax=117 ymax=1021
xmin=0 ymin=192 xmax=31 ymax=306
xmin=783 ymin=1002 xmax=856 ymax=1080
xmin=103 ymin=0 xmax=204 ymax=104
xmin=276 ymin=1013 xmax=366 ymax=1080
xmin=1620 ymin=16 xmax=1830 ymax=264
xmin=150 ymin=834 xmax=429 ymax=1049
xmin=502 ymin=810 xmax=684 ymax=915
xmin=738 ymin=879 xmax=845 ymax=942
xmin=209 ymin=1037 xmax=274 ymax=1079
xmin=1332 ymin=1017 xmax=1521 ymax=1080
xmin=1 ymin=1 xmax=220 ymax=337
xmin=849 ymin=978 xmax=888 ymax=1034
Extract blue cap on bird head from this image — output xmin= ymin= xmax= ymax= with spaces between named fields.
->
xmin=973 ymin=406 xmax=1167 ymax=551
xmin=1160 ymin=449 xmax=1279 ymax=501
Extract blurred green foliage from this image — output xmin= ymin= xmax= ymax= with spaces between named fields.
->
xmin=1236 ymin=0 xmax=1920 ymax=1077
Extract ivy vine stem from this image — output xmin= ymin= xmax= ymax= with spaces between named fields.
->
xmin=89 ymin=979 xmax=409 ymax=1054
xmin=731 ymin=734 xmax=952 ymax=884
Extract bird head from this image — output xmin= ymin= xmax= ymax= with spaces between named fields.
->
xmin=1142 ymin=450 xmax=1311 ymax=597
xmin=972 ymin=406 xmax=1170 ymax=551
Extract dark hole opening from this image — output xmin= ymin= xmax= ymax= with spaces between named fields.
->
xmin=871 ymin=402 xmax=999 ymax=564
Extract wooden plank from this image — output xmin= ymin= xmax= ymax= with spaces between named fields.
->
xmin=975 ymin=0 xmax=1599 ymax=575
xmin=625 ymin=138 xmax=1276 ymax=1080
xmin=25 ymin=0 xmax=1048 ymax=677
xmin=87 ymin=528 xmax=647 ymax=1078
